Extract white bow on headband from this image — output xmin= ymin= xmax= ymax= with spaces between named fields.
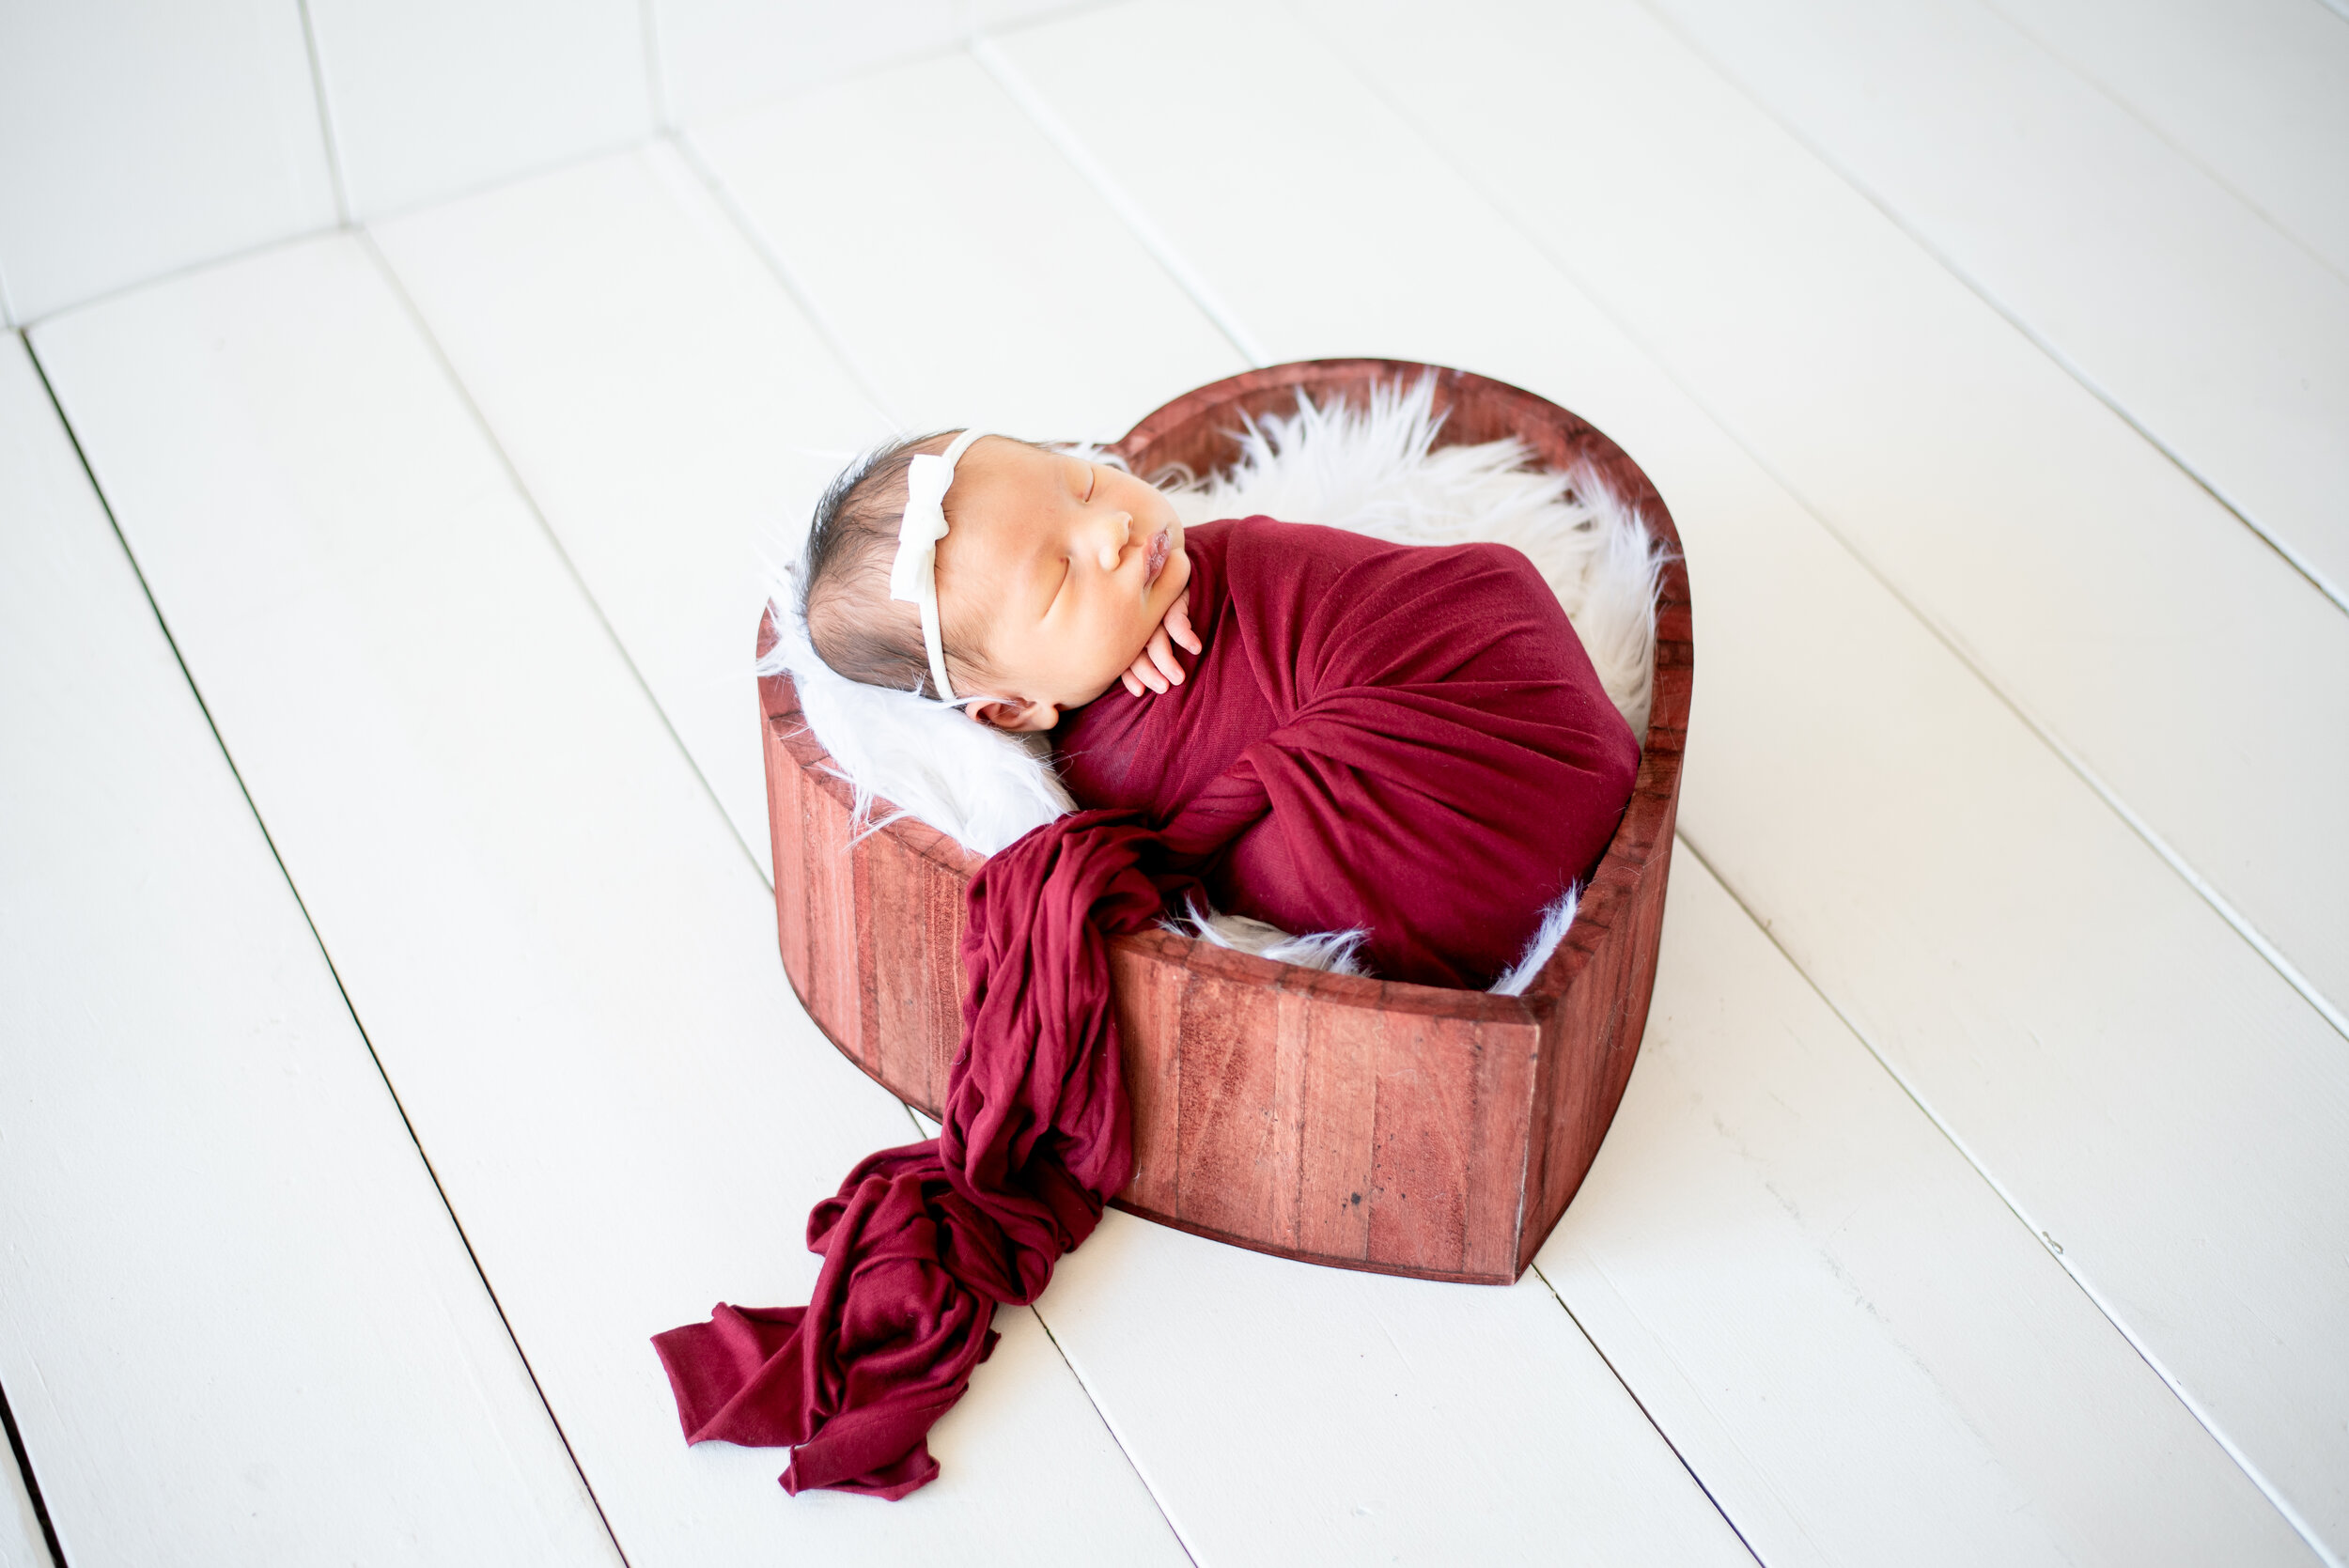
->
xmin=887 ymin=427 xmax=989 ymax=703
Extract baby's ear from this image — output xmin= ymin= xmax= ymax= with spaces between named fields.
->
xmin=967 ymin=696 xmax=1058 ymax=733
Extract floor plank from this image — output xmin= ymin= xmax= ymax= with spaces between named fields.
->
xmin=1317 ymin=0 xmax=2349 ymax=1032
xmin=990 ymin=2 xmax=2349 ymax=1553
xmin=0 ymin=333 xmax=618 ymax=1566
xmin=28 ymin=237 xmax=1188 ymax=1568
xmin=1540 ymin=854 xmax=2302 ymax=1568
xmin=687 ymin=49 xmax=1249 ymax=440
xmin=0 ymin=2 xmax=335 ymax=323
xmin=651 ymin=0 xmax=966 ymax=126
xmin=364 ymin=121 xmax=1750 ymax=1565
xmin=372 ymin=141 xmax=894 ymax=881
xmin=1639 ymin=0 xmax=2349 ymax=614
xmin=1983 ymin=0 xmax=2349 ymax=281
xmin=303 ymin=0 xmax=655 ymax=221
xmin=1042 ymin=1212 xmax=1754 ymax=1566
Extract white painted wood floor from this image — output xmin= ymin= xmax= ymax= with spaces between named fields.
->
xmin=5 ymin=2 xmax=2344 ymax=1563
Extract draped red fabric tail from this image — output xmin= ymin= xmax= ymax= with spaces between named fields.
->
xmin=651 ymin=812 xmax=1173 ymax=1498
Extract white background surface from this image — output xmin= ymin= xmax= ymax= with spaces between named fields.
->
xmin=0 ymin=333 xmax=619 ymax=1565
xmin=0 ymin=0 xmax=335 ymax=323
xmin=3 ymin=1 xmax=2343 ymax=1563
xmin=306 ymin=0 xmax=656 ymax=219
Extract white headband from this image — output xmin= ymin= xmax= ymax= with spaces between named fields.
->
xmin=887 ymin=427 xmax=988 ymax=703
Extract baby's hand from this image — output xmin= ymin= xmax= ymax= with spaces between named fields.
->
xmin=1121 ymin=592 xmax=1203 ymax=697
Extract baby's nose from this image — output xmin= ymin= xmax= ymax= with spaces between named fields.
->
xmin=1095 ymin=512 xmax=1131 ymax=570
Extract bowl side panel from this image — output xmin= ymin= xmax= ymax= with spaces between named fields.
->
xmin=761 ymin=673 xmax=815 ymax=1017
xmin=1110 ymin=935 xmax=1537 ymax=1283
xmin=1515 ymin=538 xmax=1691 ymax=1269
xmin=1520 ymin=784 xmax=1681 ymax=1278
xmin=1363 ymin=1005 xmax=1538 ymax=1281
xmin=762 ymin=667 xmax=974 ymax=1115
xmin=762 ymin=674 xmax=873 ymax=1085
xmin=1110 ymin=931 xmax=1190 ymax=1216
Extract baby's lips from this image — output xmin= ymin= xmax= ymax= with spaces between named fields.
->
xmin=1143 ymin=527 xmax=1173 ymax=587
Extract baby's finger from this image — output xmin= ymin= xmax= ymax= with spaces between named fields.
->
xmin=1121 ymin=669 xmax=1143 ymax=698
xmin=1147 ymin=626 xmax=1185 ymax=686
xmin=1128 ymin=645 xmax=1170 ymax=695
xmin=1166 ymin=593 xmax=1202 ymax=654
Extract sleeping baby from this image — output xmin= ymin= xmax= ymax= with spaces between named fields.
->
xmin=798 ymin=426 xmax=1640 ymax=989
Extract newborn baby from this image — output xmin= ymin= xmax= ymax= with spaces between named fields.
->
xmin=801 ymin=427 xmax=1638 ymax=988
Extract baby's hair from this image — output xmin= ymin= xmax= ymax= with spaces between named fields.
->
xmin=802 ymin=429 xmax=1009 ymax=701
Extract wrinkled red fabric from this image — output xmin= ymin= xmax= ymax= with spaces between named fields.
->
xmin=653 ymin=813 xmax=1173 ymax=1497
xmin=654 ymin=517 xmax=1637 ymax=1498
xmin=1059 ymin=517 xmax=1640 ymax=986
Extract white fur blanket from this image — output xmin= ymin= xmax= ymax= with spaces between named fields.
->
xmin=759 ymin=377 xmax=1668 ymax=991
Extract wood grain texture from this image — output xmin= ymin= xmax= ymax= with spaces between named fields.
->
xmin=760 ymin=360 xmax=1691 ymax=1283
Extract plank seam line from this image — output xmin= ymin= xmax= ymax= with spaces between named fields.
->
xmin=16 ymin=130 xmax=668 ymax=333
xmin=1021 ymin=1303 xmax=1207 ymax=1568
xmin=1525 ymin=1261 xmax=1766 ymax=1566
xmin=665 ymin=132 xmax=910 ymax=430
xmin=1297 ymin=0 xmax=2349 ymax=1049
xmin=1671 ymin=832 xmax=2344 ymax=1568
xmin=1626 ymin=0 xmax=2349 ymax=622
xmin=6 ymin=227 xmax=342 ymax=333
xmin=18 ymin=335 xmax=638 ymax=1568
xmin=292 ymin=0 xmax=353 ymax=226
xmin=638 ymin=0 xmax=673 ymax=131
xmin=1973 ymin=0 xmax=2349 ymax=292
xmin=897 ymin=1101 xmax=1195 ymax=1556
xmin=0 ymin=1376 xmax=67 ymax=1567
xmin=357 ymin=229 xmax=772 ymax=894
xmin=970 ymin=35 xmax=1273 ymax=369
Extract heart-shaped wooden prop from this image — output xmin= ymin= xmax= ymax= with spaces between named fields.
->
xmin=757 ymin=359 xmax=1692 ymax=1284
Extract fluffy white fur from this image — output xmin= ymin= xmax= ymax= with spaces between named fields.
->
xmin=1489 ymin=887 xmax=1581 ymax=997
xmin=758 ymin=376 xmax=1668 ymax=989
xmin=762 ymin=588 xmax=1074 ymax=851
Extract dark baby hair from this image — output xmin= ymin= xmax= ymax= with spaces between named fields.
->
xmin=801 ymin=430 xmax=1002 ymax=701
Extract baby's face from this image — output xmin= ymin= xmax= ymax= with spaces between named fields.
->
xmin=935 ymin=437 xmax=1190 ymax=731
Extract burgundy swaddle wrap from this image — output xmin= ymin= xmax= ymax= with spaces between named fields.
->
xmin=653 ymin=517 xmax=1638 ymax=1498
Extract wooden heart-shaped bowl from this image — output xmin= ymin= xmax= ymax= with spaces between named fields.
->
xmin=758 ymin=359 xmax=1691 ymax=1283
